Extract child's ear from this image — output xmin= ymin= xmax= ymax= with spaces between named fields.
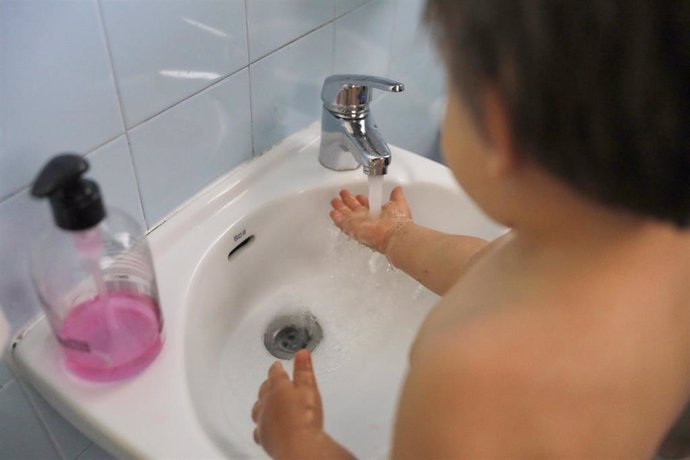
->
xmin=483 ymin=88 xmax=518 ymax=178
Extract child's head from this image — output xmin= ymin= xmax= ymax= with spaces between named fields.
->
xmin=426 ymin=0 xmax=690 ymax=228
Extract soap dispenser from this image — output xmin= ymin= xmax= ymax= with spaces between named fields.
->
xmin=30 ymin=154 xmax=164 ymax=381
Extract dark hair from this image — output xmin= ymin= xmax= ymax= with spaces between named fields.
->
xmin=426 ymin=0 xmax=690 ymax=227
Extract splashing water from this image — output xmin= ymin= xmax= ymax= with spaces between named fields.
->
xmin=368 ymin=175 xmax=384 ymax=219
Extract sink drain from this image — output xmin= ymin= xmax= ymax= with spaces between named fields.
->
xmin=264 ymin=312 xmax=323 ymax=360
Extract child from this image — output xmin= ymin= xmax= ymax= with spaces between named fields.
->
xmin=251 ymin=1 xmax=690 ymax=458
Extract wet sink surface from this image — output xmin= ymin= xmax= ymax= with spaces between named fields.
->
xmin=186 ymin=183 xmax=454 ymax=458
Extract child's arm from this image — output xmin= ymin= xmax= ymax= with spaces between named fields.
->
xmin=330 ymin=187 xmax=488 ymax=295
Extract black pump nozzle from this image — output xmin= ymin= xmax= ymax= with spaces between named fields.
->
xmin=32 ymin=154 xmax=105 ymax=231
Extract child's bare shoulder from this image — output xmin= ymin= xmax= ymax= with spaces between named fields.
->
xmin=416 ymin=228 xmax=690 ymax=363
xmin=400 ymin=231 xmax=690 ymax=457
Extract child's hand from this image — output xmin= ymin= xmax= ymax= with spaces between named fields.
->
xmin=251 ymin=350 xmax=324 ymax=458
xmin=329 ymin=186 xmax=413 ymax=254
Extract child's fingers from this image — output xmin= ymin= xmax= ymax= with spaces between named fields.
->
xmin=330 ymin=198 xmax=350 ymax=214
xmin=390 ymin=186 xmax=405 ymax=204
xmin=340 ymin=190 xmax=363 ymax=210
xmin=293 ymin=350 xmax=317 ymax=389
xmin=356 ymin=194 xmax=369 ymax=208
xmin=330 ymin=210 xmax=344 ymax=225
xmin=257 ymin=380 xmax=270 ymax=398
xmin=251 ymin=399 xmax=261 ymax=422
xmin=268 ymin=361 xmax=288 ymax=384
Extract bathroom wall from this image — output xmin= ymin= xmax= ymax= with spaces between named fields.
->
xmin=0 ymin=0 xmax=446 ymax=457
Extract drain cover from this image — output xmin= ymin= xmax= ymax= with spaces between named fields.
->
xmin=264 ymin=312 xmax=323 ymax=360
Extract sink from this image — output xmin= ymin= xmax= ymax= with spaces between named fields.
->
xmin=185 ymin=182 xmax=490 ymax=459
xmin=12 ymin=122 xmax=504 ymax=458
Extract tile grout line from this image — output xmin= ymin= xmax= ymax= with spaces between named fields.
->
xmin=0 ymin=184 xmax=31 ymax=206
xmin=81 ymin=134 xmax=124 ymax=159
xmin=72 ymin=441 xmax=94 ymax=460
xmin=16 ymin=379 xmax=66 ymax=459
xmin=74 ymin=443 xmax=96 ymax=460
xmin=124 ymin=66 xmax=244 ymax=132
xmin=0 ymin=375 xmax=16 ymax=392
xmin=334 ymin=0 xmax=373 ymax=21
xmin=0 ymin=130 xmax=124 ymax=205
xmin=95 ymin=0 xmax=149 ymax=228
xmin=248 ymin=14 xmax=342 ymax=65
xmin=244 ymin=0 xmax=256 ymax=157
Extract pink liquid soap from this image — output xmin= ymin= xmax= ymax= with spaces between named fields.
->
xmin=58 ymin=291 xmax=163 ymax=382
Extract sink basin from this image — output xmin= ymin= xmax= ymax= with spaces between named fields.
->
xmin=12 ymin=123 xmax=504 ymax=458
xmin=186 ymin=182 xmax=489 ymax=459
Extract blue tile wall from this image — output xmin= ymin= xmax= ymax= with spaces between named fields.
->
xmin=250 ymin=24 xmax=334 ymax=154
xmin=100 ymin=0 xmax=249 ymax=127
xmin=0 ymin=0 xmax=123 ymax=202
xmin=128 ymin=69 xmax=253 ymax=225
xmin=0 ymin=381 xmax=59 ymax=458
xmin=0 ymin=0 xmax=445 ymax=458
xmin=336 ymin=0 xmax=370 ymax=16
xmin=246 ymin=0 xmax=335 ymax=61
xmin=377 ymin=0 xmax=446 ymax=160
xmin=21 ymin=381 xmax=92 ymax=459
xmin=334 ymin=0 xmax=396 ymax=76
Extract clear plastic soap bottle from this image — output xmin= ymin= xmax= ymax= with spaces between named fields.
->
xmin=30 ymin=154 xmax=164 ymax=381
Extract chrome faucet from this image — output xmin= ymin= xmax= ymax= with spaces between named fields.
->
xmin=319 ymin=75 xmax=404 ymax=176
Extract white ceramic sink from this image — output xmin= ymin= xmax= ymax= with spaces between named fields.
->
xmin=12 ymin=123 xmax=504 ymax=458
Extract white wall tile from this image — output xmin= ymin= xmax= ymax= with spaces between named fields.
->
xmin=390 ymin=0 xmax=428 ymax=58
xmin=0 ymin=381 xmax=59 ymax=458
xmin=246 ymin=0 xmax=334 ymax=61
xmin=336 ymin=0 xmax=370 ymax=17
xmin=376 ymin=57 xmax=446 ymax=159
xmin=0 ymin=191 xmax=52 ymax=336
xmin=88 ymin=136 xmax=146 ymax=229
xmin=377 ymin=0 xmax=446 ymax=159
xmin=0 ymin=0 xmax=124 ymax=201
xmin=250 ymin=25 xmax=334 ymax=154
xmin=100 ymin=0 xmax=248 ymax=128
xmin=334 ymin=0 xmax=395 ymax=76
xmin=21 ymin=381 xmax=91 ymax=460
xmin=0 ymin=360 xmax=13 ymax=389
xmin=76 ymin=442 xmax=115 ymax=460
xmin=128 ymin=69 xmax=253 ymax=226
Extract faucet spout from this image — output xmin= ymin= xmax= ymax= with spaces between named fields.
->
xmin=318 ymin=74 xmax=403 ymax=176
xmin=338 ymin=116 xmax=391 ymax=176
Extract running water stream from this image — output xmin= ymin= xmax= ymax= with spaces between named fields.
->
xmin=368 ymin=175 xmax=384 ymax=219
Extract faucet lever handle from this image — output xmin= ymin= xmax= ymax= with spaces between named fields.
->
xmin=321 ymin=74 xmax=404 ymax=117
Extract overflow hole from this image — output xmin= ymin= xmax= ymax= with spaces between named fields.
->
xmin=228 ymin=235 xmax=255 ymax=261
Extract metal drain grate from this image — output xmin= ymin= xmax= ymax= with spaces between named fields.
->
xmin=263 ymin=312 xmax=323 ymax=360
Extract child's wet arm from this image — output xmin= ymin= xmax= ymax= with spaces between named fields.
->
xmin=384 ymin=223 xmax=488 ymax=295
